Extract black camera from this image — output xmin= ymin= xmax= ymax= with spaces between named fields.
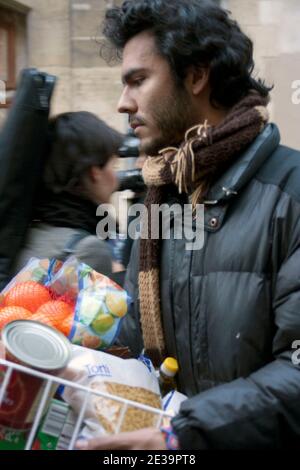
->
xmin=117 ymin=168 xmax=145 ymax=192
xmin=117 ymin=129 xmax=146 ymax=193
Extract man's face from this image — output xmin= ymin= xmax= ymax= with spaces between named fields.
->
xmin=118 ymin=31 xmax=197 ymax=155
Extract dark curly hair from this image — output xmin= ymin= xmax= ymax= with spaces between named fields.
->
xmin=102 ymin=0 xmax=272 ymax=108
xmin=44 ymin=111 xmax=123 ymax=194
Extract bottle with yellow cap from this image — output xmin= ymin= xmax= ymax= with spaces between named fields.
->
xmin=158 ymin=357 xmax=179 ymax=397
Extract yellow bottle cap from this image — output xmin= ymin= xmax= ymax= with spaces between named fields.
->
xmin=161 ymin=357 xmax=179 ymax=376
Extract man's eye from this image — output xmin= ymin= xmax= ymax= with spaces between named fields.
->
xmin=133 ymin=78 xmax=144 ymax=86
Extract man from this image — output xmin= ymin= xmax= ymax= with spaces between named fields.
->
xmin=77 ymin=0 xmax=300 ymax=449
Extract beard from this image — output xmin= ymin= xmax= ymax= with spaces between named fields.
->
xmin=140 ymin=84 xmax=198 ymax=156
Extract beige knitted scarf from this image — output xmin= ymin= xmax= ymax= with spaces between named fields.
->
xmin=138 ymin=91 xmax=269 ymax=366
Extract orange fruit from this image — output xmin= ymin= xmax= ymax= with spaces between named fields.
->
xmin=0 ymin=306 xmax=32 ymax=330
xmin=59 ymin=314 xmax=74 ymax=337
xmin=33 ymin=300 xmax=73 ymax=329
xmin=5 ymin=281 xmax=51 ymax=313
xmin=31 ymin=312 xmax=56 ymax=328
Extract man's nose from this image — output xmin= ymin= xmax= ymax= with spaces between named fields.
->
xmin=117 ymin=88 xmax=137 ymax=114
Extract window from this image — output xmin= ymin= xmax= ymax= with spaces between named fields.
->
xmin=0 ymin=28 xmax=8 ymax=78
xmin=0 ymin=21 xmax=15 ymax=89
xmin=0 ymin=7 xmax=16 ymax=108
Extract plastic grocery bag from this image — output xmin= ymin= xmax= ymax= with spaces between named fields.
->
xmin=46 ymin=257 xmax=130 ymax=349
xmin=0 ymin=257 xmax=130 ymax=350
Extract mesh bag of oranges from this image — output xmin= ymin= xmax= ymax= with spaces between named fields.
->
xmin=0 ymin=257 xmax=130 ymax=350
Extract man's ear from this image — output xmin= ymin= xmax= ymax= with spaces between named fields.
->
xmin=185 ymin=67 xmax=210 ymax=96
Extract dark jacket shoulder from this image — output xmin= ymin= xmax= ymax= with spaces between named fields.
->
xmin=256 ymin=144 xmax=300 ymax=203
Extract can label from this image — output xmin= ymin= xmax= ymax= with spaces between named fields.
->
xmin=0 ymin=320 xmax=71 ymax=431
xmin=0 ymin=353 xmax=43 ymax=429
xmin=0 ymin=353 xmax=56 ymax=430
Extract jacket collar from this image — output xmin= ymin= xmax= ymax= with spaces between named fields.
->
xmin=203 ymin=123 xmax=281 ymax=205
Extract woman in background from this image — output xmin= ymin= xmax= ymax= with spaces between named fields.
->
xmin=14 ymin=111 xmax=123 ymax=276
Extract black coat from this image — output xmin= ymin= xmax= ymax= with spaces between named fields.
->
xmin=120 ymin=123 xmax=300 ymax=449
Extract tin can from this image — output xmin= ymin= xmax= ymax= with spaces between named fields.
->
xmin=0 ymin=320 xmax=71 ymax=430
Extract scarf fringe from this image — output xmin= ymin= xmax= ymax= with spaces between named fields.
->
xmin=158 ymin=120 xmax=211 ymax=194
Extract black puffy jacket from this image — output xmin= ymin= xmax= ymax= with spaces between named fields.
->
xmin=120 ymin=123 xmax=300 ymax=449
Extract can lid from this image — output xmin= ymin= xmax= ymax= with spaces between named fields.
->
xmin=2 ymin=320 xmax=71 ymax=371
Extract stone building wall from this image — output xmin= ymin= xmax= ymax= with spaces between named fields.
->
xmin=0 ymin=0 xmax=299 ymax=147
xmin=0 ymin=0 xmax=124 ymax=131
xmin=222 ymin=0 xmax=300 ymax=149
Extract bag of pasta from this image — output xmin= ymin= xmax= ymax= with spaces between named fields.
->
xmin=62 ymin=346 xmax=162 ymax=435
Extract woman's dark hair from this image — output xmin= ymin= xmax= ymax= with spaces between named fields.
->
xmin=102 ymin=0 xmax=272 ymax=108
xmin=44 ymin=111 xmax=123 ymax=193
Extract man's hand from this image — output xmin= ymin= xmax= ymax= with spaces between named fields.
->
xmin=112 ymin=261 xmax=125 ymax=273
xmin=75 ymin=428 xmax=167 ymax=450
